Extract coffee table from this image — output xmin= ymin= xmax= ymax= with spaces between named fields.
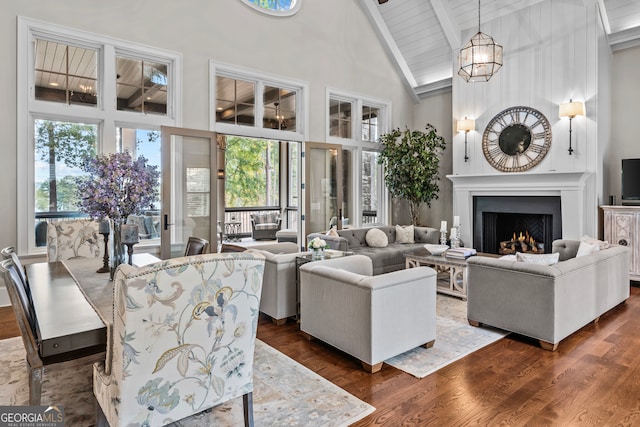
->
xmin=404 ymin=248 xmax=497 ymax=300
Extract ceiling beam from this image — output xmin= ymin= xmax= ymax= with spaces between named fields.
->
xmin=596 ymin=0 xmax=611 ymax=34
xmin=358 ymin=0 xmax=419 ymax=103
xmin=430 ymin=0 xmax=461 ymax=49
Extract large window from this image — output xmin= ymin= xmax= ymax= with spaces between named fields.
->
xmin=18 ymin=17 xmax=180 ymax=254
xmin=327 ymin=89 xmax=391 ymax=227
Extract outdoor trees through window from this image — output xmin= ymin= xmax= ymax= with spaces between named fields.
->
xmin=224 ymin=136 xmax=280 ymax=208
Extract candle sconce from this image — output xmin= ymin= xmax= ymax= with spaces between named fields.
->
xmin=97 ymin=219 xmax=111 ymax=273
xmin=121 ymin=224 xmax=139 ymax=265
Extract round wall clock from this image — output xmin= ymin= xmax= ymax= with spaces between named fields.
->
xmin=481 ymin=106 xmax=552 ymax=172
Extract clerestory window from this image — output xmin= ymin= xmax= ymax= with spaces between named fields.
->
xmin=240 ymin=0 xmax=301 ymax=16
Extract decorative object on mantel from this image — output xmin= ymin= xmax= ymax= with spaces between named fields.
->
xmin=75 ymin=150 xmax=159 ymax=280
xmin=97 ymin=220 xmax=110 ymax=273
xmin=482 ymin=106 xmax=552 ymax=172
xmin=456 ymin=117 xmax=475 ymax=162
xmin=309 ymin=236 xmax=327 ymax=260
xmin=378 ymin=124 xmax=447 ymax=226
xmin=458 ymin=0 xmax=503 ymax=82
xmin=559 ymin=99 xmax=586 ymax=155
xmin=121 ymin=224 xmax=139 ymax=265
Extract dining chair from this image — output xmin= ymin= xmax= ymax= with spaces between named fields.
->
xmin=46 ymin=220 xmax=103 ymax=261
xmin=1 ymin=246 xmax=28 ymax=294
xmin=184 ymin=236 xmax=209 ymax=256
xmin=0 ymin=259 xmax=104 ymax=405
xmin=93 ymin=252 xmax=266 ymax=426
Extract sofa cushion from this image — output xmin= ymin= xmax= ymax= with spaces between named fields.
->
xmin=365 ymin=228 xmax=388 ymax=248
xmin=395 ymin=225 xmax=415 ymax=243
xmin=576 ymin=241 xmax=599 ymax=257
xmin=515 ymin=252 xmax=560 ymax=265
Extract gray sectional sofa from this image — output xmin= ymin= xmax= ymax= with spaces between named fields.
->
xmin=466 ymin=239 xmax=631 ymax=351
xmin=308 ymin=225 xmax=440 ymax=275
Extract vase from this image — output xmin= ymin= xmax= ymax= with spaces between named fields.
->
xmin=311 ymin=248 xmax=325 ymax=261
xmin=110 ymin=221 xmax=126 ymax=280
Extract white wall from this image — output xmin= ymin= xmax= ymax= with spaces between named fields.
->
xmin=452 ymin=0 xmax=605 ymax=177
xmin=0 ymin=0 xmax=418 ymax=252
xmin=608 ymin=44 xmax=640 ymax=202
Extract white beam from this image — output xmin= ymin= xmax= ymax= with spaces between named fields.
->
xmin=430 ymin=0 xmax=461 ymax=49
xmin=596 ymin=0 xmax=611 ymax=34
xmin=358 ymin=0 xmax=419 ymax=102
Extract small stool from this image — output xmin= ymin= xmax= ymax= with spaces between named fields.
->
xmin=276 ymin=229 xmax=297 ymax=243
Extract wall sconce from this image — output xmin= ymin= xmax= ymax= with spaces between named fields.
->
xmin=217 ymin=169 xmax=225 ymax=179
xmin=456 ymin=117 xmax=475 ymax=162
xmin=559 ymin=99 xmax=585 ymax=155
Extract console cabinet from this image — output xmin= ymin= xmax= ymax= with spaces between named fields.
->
xmin=602 ymin=205 xmax=640 ymax=281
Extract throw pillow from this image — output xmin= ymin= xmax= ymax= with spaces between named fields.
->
xmin=581 ymin=235 xmax=610 ymax=250
xmin=365 ymin=228 xmax=388 ymax=248
xmin=515 ymin=252 xmax=560 ymax=265
xmin=499 ymin=254 xmax=517 ymax=261
xmin=326 ymin=226 xmax=339 ymax=237
xmin=576 ymin=241 xmax=599 ymax=257
xmin=395 ymin=224 xmax=415 ymax=243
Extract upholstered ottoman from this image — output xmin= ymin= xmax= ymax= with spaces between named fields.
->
xmin=276 ymin=228 xmax=297 ymax=243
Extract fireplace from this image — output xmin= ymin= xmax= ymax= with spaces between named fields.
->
xmin=473 ymin=196 xmax=562 ymax=254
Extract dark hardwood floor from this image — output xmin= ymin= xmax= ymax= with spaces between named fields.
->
xmin=2 ymin=287 xmax=639 ymax=426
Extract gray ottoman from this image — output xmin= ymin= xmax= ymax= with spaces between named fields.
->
xmin=276 ymin=229 xmax=297 ymax=243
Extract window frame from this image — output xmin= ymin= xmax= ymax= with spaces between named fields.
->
xmin=326 ymin=87 xmax=391 ymax=227
xmin=210 ymin=61 xmax=309 ymax=143
xmin=17 ymin=17 xmax=182 ymax=255
xmin=239 ymin=0 xmax=301 ymax=17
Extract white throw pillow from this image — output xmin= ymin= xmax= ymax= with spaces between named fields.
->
xmin=581 ymin=235 xmax=610 ymax=250
xmin=365 ymin=228 xmax=388 ymax=248
xmin=576 ymin=241 xmax=599 ymax=257
xmin=326 ymin=226 xmax=339 ymax=237
xmin=516 ymin=252 xmax=560 ymax=265
xmin=395 ymin=224 xmax=415 ymax=243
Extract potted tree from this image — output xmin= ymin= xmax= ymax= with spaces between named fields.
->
xmin=378 ymin=124 xmax=447 ymax=226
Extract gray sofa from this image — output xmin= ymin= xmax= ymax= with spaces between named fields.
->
xmin=307 ymin=225 xmax=440 ymax=275
xmin=466 ymin=239 xmax=631 ymax=351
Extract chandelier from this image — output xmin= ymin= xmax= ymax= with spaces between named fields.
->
xmin=458 ymin=0 xmax=503 ymax=82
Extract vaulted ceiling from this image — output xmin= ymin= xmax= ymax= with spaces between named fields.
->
xmin=359 ymin=0 xmax=640 ymax=98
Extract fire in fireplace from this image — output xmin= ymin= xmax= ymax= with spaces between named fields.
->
xmin=499 ymin=230 xmax=545 ymax=255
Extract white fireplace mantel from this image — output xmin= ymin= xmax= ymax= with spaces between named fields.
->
xmin=447 ymin=171 xmax=596 ymax=247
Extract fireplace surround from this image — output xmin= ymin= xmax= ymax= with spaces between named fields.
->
xmin=448 ymin=172 xmax=595 ymax=249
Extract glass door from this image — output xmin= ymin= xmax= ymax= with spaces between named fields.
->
xmin=160 ymin=126 xmax=217 ymax=259
xmin=304 ymin=142 xmax=344 ymax=236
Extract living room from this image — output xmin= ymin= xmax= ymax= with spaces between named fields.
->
xmin=2 ymin=0 xmax=640 ymax=425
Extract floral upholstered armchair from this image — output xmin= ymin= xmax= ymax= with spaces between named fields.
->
xmin=93 ymin=252 xmax=266 ymax=427
xmin=46 ymin=220 xmax=103 ymax=261
xmin=250 ymin=212 xmax=281 ymax=240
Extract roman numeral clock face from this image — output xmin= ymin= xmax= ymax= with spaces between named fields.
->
xmin=482 ymin=106 xmax=552 ymax=172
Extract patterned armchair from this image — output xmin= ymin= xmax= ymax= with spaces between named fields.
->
xmin=93 ymin=252 xmax=266 ymax=427
xmin=250 ymin=212 xmax=281 ymax=240
xmin=46 ymin=220 xmax=103 ymax=261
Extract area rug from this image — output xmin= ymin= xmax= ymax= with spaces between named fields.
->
xmin=385 ymin=295 xmax=509 ymax=378
xmin=0 ymin=337 xmax=375 ymax=426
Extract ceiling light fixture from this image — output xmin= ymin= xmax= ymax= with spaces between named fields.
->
xmin=458 ymin=0 xmax=503 ymax=82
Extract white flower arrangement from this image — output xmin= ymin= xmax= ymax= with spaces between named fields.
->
xmin=309 ymin=237 xmax=327 ymax=250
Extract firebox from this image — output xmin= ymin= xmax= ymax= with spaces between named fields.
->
xmin=473 ymin=196 xmax=562 ymax=254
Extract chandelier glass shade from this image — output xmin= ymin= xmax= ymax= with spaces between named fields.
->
xmin=458 ymin=31 xmax=503 ymax=82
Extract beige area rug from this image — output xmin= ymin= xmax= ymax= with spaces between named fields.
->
xmin=0 ymin=337 xmax=374 ymax=426
xmin=385 ymin=295 xmax=509 ymax=378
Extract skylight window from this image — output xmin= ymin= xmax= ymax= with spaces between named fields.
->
xmin=241 ymin=0 xmax=300 ymax=16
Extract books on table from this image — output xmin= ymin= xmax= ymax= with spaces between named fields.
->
xmin=445 ymin=247 xmax=477 ymax=259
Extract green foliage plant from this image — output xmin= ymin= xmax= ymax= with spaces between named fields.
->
xmin=378 ymin=124 xmax=447 ymax=226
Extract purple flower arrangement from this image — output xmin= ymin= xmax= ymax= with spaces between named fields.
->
xmin=75 ymin=151 xmax=160 ymax=225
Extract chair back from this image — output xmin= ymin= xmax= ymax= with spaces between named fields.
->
xmin=0 ymin=259 xmax=39 ymax=364
xmin=184 ymin=236 xmax=209 ymax=256
xmin=46 ymin=220 xmax=103 ymax=261
xmin=1 ymin=246 xmax=29 ymax=297
xmin=95 ymin=252 xmax=265 ymax=426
